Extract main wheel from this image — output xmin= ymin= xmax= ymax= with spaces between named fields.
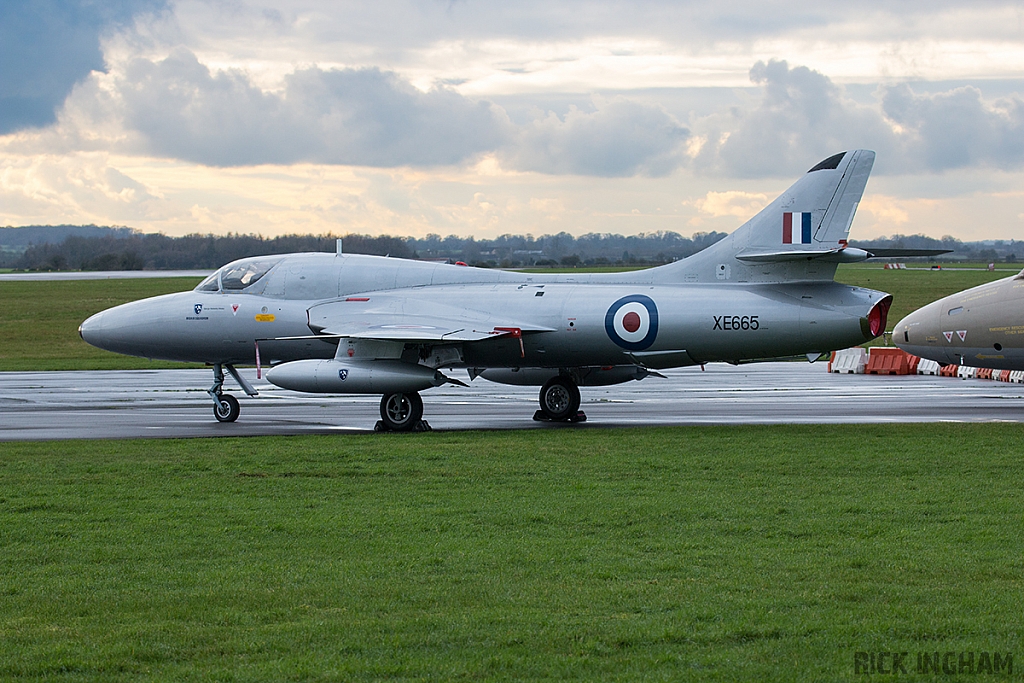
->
xmin=214 ymin=394 xmax=240 ymax=422
xmin=538 ymin=377 xmax=581 ymax=421
xmin=379 ymin=392 xmax=424 ymax=431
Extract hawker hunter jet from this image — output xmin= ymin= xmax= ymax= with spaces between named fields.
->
xmin=895 ymin=270 xmax=1024 ymax=370
xmin=81 ymin=150 xmax=899 ymax=431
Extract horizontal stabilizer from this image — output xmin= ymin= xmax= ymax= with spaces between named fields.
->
xmin=857 ymin=248 xmax=953 ymax=258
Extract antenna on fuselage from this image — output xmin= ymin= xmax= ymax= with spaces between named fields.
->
xmin=336 ymin=238 xmax=342 ymax=256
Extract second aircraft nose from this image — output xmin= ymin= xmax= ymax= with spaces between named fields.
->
xmin=79 ymin=310 xmax=106 ymax=345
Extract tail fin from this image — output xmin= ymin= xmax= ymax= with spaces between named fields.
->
xmin=655 ymin=150 xmax=875 ymax=284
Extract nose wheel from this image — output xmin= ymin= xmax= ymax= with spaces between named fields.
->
xmin=214 ymin=394 xmax=240 ymax=422
xmin=376 ymin=391 xmax=430 ymax=432
xmin=534 ymin=376 xmax=585 ymax=422
xmin=206 ymin=363 xmax=257 ymax=423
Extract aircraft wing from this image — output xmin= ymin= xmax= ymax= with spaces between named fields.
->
xmin=306 ymin=295 xmax=555 ymax=343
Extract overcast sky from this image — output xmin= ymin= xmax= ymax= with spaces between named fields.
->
xmin=2 ymin=0 xmax=1023 ymax=241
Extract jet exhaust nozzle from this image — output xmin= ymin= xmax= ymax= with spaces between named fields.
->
xmin=265 ymin=359 xmax=444 ymax=394
xmin=861 ymin=295 xmax=893 ymax=341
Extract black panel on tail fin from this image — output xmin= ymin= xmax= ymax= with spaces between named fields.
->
xmin=807 ymin=152 xmax=846 ymax=173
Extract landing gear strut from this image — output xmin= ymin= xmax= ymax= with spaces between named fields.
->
xmin=534 ymin=376 xmax=586 ymax=422
xmin=375 ymin=391 xmax=431 ymax=432
xmin=207 ymin=363 xmax=258 ymax=423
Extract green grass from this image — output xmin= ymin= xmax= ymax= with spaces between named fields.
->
xmin=0 ymin=278 xmax=204 ymax=371
xmin=0 ymin=425 xmax=1021 ymax=681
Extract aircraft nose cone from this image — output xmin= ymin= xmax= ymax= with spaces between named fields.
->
xmin=79 ymin=311 xmax=106 ymax=347
xmin=78 ymin=301 xmax=154 ymax=356
xmin=894 ymin=305 xmax=932 ymax=349
xmin=894 ymin=300 xmax=948 ymax=364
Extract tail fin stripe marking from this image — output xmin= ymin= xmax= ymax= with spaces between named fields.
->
xmin=783 ymin=212 xmax=813 ymax=244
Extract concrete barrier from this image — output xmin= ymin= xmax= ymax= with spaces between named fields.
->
xmin=865 ymin=347 xmax=911 ymax=375
xmin=957 ymin=366 xmax=978 ymax=379
xmin=917 ymin=358 xmax=941 ymax=375
xmin=831 ymin=347 xmax=867 ymax=374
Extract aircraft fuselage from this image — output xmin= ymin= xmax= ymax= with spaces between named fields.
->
xmin=895 ymin=272 xmax=1024 ymax=370
xmin=80 ymin=254 xmax=884 ymax=369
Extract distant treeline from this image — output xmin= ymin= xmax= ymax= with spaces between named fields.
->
xmin=3 ymin=225 xmax=1021 ymax=271
xmin=7 ymin=229 xmax=730 ymax=271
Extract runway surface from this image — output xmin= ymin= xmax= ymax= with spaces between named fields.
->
xmin=2 ymin=362 xmax=1022 ymax=441
xmin=0 ymin=270 xmax=211 ymax=281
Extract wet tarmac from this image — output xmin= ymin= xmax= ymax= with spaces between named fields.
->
xmin=2 ymin=362 xmax=1022 ymax=441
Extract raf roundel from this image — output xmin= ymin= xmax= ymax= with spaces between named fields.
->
xmin=605 ymin=295 xmax=659 ymax=350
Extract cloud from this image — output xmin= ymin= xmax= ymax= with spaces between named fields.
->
xmin=117 ymin=50 xmax=511 ymax=167
xmin=692 ymin=59 xmax=896 ymax=177
xmin=0 ymin=0 xmax=165 ymax=134
xmin=109 ymin=50 xmax=694 ymax=176
xmin=880 ymin=84 xmax=1024 ymax=172
xmin=503 ymin=99 xmax=690 ymax=177
xmin=688 ymin=190 xmax=770 ymax=218
xmin=690 ymin=59 xmax=1024 ymax=178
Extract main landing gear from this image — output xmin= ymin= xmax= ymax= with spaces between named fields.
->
xmin=534 ymin=375 xmax=586 ymax=423
xmin=207 ymin=363 xmax=258 ymax=423
xmin=374 ymin=391 xmax=432 ymax=432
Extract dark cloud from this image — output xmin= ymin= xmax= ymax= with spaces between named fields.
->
xmin=0 ymin=0 xmax=165 ymax=134
xmin=120 ymin=50 xmax=511 ymax=167
xmin=504 ymin=99 xmax=690 ymax=177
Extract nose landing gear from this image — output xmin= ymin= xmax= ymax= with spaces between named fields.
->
xmin=534 ymin=375 xmax=586 ymax=423
xmin=207 ymin=363 xmax=258 ymax=423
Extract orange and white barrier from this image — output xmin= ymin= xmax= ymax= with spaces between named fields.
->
xmin=917 ymin=358 xmax=941 ymax=375
xmin=865 ymin=347 xmax=912 ymax=375
xmin=831 ymin=347 xmax=867 ymax=374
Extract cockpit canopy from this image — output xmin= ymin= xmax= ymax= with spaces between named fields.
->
xmin=195 ymin=257 xmax=282 ymax=292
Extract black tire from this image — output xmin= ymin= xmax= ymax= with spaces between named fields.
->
xmin=538 ymin=376 xmax=580 ymax=421
xmin=214 ymin=394 xmax=240 ymax=422
xmin=379 ymin=392 xmax=423 ymax=431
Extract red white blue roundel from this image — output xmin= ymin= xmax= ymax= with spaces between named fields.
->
xmin=605 ymin=294 xmax=658 ymax=350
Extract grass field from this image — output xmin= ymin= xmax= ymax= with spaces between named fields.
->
xmin=0 ymin=278 xmax=204 ymax=371
xmin=1 ymin=425 xmax=1021 ymax=681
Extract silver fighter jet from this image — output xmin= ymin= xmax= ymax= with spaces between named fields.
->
xmin=81 ymin=150 xmax=895 ymax=430
xmin=895 ymin=270 xmax=1024 ymax=370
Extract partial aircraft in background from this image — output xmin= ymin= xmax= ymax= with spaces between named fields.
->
xmin=81 ymin=150 xmax=918 ymax=431
xmin=895 ymin=271 xmax=1024 ymax=370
